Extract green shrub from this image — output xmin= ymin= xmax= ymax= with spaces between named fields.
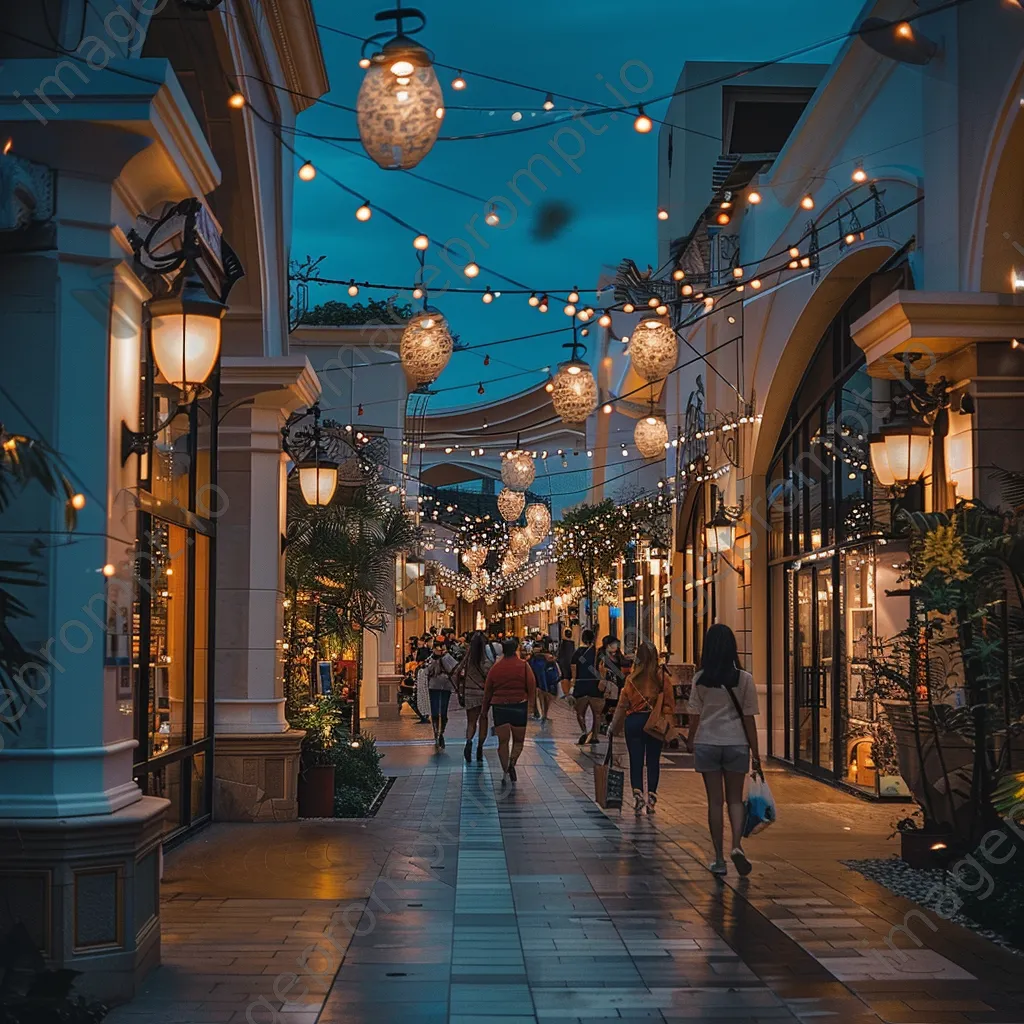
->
xmin=327 ymin=733 xmax=385 ymax=817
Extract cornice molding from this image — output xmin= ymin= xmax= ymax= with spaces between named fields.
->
xmin=259 ymin=0 xmax=330 ymax=112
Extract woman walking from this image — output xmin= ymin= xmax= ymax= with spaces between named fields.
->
xmin=597 ymin=635 xmax=626 ymax=736
xmin=481 ymin=637 xmax=537 ymax=787
xmin=686 ymin=623 xmax=763 ymax=877
xmin=570 ymin=630 xmax=603 ymax=744
xmin=610 ymin=640 xmax=674 ymax=814
xmin=455 ymin=631 xmax=492 ymax=762
xmin=427 ymin=638 xmax=459 ymax=750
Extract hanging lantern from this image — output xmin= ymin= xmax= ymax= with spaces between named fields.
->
xmin=629 ymin=316 xmax=677 ymax=382
xmin=524 ymin=503 xmax=551 ymax=541
xmin=461 ymin=544 xmax=488 ymax=572
xmin=148 ymin=271 xmax=226 ymax=394
xmin=356 ymin=10 xmax=444 ymax=170
xmin=551 ymin=357 xmax=598 ymax=424
xmin=705 ymin=498 xmax=736 ymax=555
xmin=461 ymin=583 xmax=479 ymax=602
xmin=296 ymin=448 xmax=339 ymax=507
xmin=400 ymin=310 xmax=453 ymax=384
xmin=501 ymin=449 xmax=535 ymax=491
xmin=497 ymin=487 xmax=525 ymax=522
xmin=872 ymin=419 xmax=931 ymax=489
xmin=509 ymin=525 xmax=532 ymax=556
xmin=634 ymin=414 xmax=669 ymax=459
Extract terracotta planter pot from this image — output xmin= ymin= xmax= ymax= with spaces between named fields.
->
xmin=297 ymin=764 xmax=335 ymax=818
xmin=900 ymin=828 xmax=954 ymax=869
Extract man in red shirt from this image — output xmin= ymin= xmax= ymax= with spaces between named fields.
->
xmin=481 ymin=638 xmax=537 ymax=787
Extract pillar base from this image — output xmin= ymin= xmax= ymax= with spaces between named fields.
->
xmin=213 ymin=730 xmax=305 ymax=822
xmin=376 ymin=673 xmax=404 ymax=720
xmin=0 ymin=795 xmax=169 ymax=1005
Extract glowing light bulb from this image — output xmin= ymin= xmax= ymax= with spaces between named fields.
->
xmin=716 ymin=212 xmax=731 ymax=225
xmin=482 ymin=289 xmax=494 ymax=304
xmin=358 ymin=57 xmax=372 ymax=69
xmin=748 ymin=190 xmax=762 ymax=204
xmin=603 ymin=403 xmax=613 ymax=414
xmin=538 ymin=299 xmax=549 ymax=312
xmin=789 ymin=246 xmax=800 ymax=258
xmin=599 ymin=313 xmax=612 ymax=327
xmin=704 ymin=296 xmax=714 ymax=310
xmin=529 ymin=293 xmax=540 ymax=307
xmin=852 ymin=166 xmax=867 ymax=183
xmin=297 ymin=161 xmax=316 ymax=181
xmin=464 ymin=262 xmax=480 ymax=278
xmin=545 ymin=379 xmax=555 ymax=392
xmin=413 ymin=234 xmax=429 ymax=250
xmin=413 ymin=287 xmax=424 ymax=299
xmin=634 ymin=106 xmax=653 ymax=133
xmin=800 ymin=256 xmax=811 ymax=268
xmin=452 ymin=73 xmax=467 ymax=90
xmin=623 ymin=303 xmax=635 ymax=313
xmin=845 ymin=233 xmax=856 ymax=244
xmin=800 ymin=194 xmax=814 ymax=210
xmin=228 ymin=92 xmax=245 ymax=109
xmin=656 ymin=304 xmax=668 ymax=316
xmin=70 ymin=493 xmax=86 ymax=510
xmin=895 ymin=21 xmax=913 ymax=38
xmin=789 ymin=259 xmax=799 ymax=269
xmin=348 ymin=282 xmax=359 ymax=297
xmin=732 ymin=266 xmax=744 ymax=279
xmin=564 ymin=303 xmax=576 ymax=316
xmin=681 ymin=284 xmax=693 ymax=297
xmin=750 ymin=279 xmax=762 ymax=290
xmin=657 ymin=208 xmax=669 ymax=221
xmin=485 ymin=205 xmax=500 ymax=226
xmin=355 ymin=202 xmax=372 ymax=221
xmin=568 ymin=289 xmax=580 ymax=303
xmin=102 ymin=563 xmax=116 ymax=577
xmin=672 ymin=268 xmax=685 ymax=281
xmin=543 ymin=93 xmax=555 ymax=111
xmin=648 ymin=297 xmax=659 ymax=308
xmin=390 ymin=59 xmax=415 ymax=76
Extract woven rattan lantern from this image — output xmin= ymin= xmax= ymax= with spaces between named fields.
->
xmin=400 ymin=310 xmax=453 ymax=384
xmin=509 ymin=525 xmax=532 ymax=556
xmin=356 ymin=9 xmax=444 ymax=171
xmin=634 ymin=414 xmax=669 ymax=459
xmin=497 ymin=487 xmax=525 ymax=522
xmin=524 ymin=503 xmax=551 ymax=541
xmin=630 ymin=316 xmax=677 ymax=382
xmin=551 ymin=357 xmax=598 ymax=424
xmin=461 ymin=544 xmax=488 ymax=572
xmin=501 ymin=449 xmax=535 ymax=491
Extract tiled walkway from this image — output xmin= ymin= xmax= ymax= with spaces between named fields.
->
xmin=109 ymin=701 xmax=1024 ymax=1023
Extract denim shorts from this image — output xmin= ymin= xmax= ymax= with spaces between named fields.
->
xmin=693 ymin=743 xmax=749 ymax=773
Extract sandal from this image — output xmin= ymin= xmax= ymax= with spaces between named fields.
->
xmin=632 ymin=789 xmax=645 ymax=815
xmin=731 ymin=847 xmax=752 ymax=876
xmin=646 ymin=792 xmax=658 ymax=814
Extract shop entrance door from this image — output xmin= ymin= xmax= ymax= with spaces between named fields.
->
xmin=794 ymin=565 xmax=834 ymax=774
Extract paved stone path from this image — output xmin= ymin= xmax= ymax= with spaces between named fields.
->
xmin=108 ymin=700 xmax=1024 ymax=1023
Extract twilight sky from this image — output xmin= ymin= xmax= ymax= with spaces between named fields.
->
xmin=294 ymin=0 xmax=865 ymax=410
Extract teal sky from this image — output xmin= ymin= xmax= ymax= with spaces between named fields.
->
xmin=294 ymin=0 xmax=865 ymax=411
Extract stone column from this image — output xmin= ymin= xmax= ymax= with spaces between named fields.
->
xmin=212 ymin=358 xmax=319 ymax=821
xmin=0 ymin=144 xmax=167 ymax=1002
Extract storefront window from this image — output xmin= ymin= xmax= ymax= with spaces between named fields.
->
xmin=131 ymin=354 xmax=218 ymax=842
xmin=766 ymin=263 xmax=913 ymax=795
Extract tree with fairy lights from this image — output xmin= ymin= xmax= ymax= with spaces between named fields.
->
xmin=554 ymin=499 xmax=634 ymax=627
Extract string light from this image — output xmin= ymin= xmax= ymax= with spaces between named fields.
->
xmin=543 ymin=93 xmax=555 ymax=111
xmin=228 ymin=91 xmax=246 ymax=109
xmin=634 ymin=105 xmax=653 ymax=133
xmin=348 ymin=280 xmax=359 ymax=297
xmin=732 ymin=266 xmax=744 ymax=279
xmin=528 ymin=293 xmax=539 ymax=307
xmin=716 ymin=211 xmax=730 ymax=225
xmin=482 ymin=287 xmax=494 ymax=303
xmin=297 ymin=161 xmax=316 ymax=181
xmin=750 ymin=279 xmax=762 ymax=290
xmin=623 ymin=302 xmax=635 ymax=314
xmin=413 ymin=286 xmax=424 ymax=299
xmin=464 ymin=262 xmax=480 ymax=278
xmin=355 ymin=202 xmax=372 ymax=221
xmin=538 ymin=296 xmax=549 ymax=313
xmin=564 ymin=303 xmax=576 ymax=317
xmin=852 ymin=165 xmax=867 ymax=183
xmin=800 ymin=194 xmax=815 ymax=210
xmin=681 ymin=283 xmax=693 ymax=297
xmin=672 ymin=268 xmax=685 ymax=281
xmin=413 ymin=234 xmax=429 ymax=250
xmin=485 ymin=204 xmax=500 ymax=226
xmin=789 ymin=246 xmax=800 ymax=258
xmin=70 ymin=493 xmax=86 ymax=510
xmin=603 ymin=403 xmax=613 ymax=414
xmin=748 ymin=190 xmax=762 ymax=204
xmin=568 ymin=289 xmax=580 ymax=303
xmin=657 ymin=208 xmax=669 ymax=221
xmin=452 ymin=72 xmax=466 ymax=90
xmin=599 ymin=313 xmax=612 ymax=327
xmin=358 ymin=57 xmax=371 ymax=69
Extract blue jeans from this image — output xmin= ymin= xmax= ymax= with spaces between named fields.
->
xmin=429 ymin=689 xmax=452 ymax=718
xmin=624 ymin=712 xmax=663 ymax=793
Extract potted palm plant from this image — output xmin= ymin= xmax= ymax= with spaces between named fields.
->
xmin=293 ymin=694 xmax=347 ymax=817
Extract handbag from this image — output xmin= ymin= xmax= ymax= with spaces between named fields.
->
xmin=637 ymin=668 xmax=678 ymax=743
xmin=594 ymin=736 xmax=624 ymax=809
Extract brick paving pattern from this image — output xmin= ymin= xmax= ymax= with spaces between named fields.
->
xmin=108 ymin=699 xmax=1024 ymax=1023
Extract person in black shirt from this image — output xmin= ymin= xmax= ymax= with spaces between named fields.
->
xmin=570 ymin=630 xmax=603 ymax=745
xmin=556 ymin=628 xmax=575 ymax=696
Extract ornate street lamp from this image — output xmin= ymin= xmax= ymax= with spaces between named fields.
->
xmin=629 ymin=316 xmax=677 ymax=382
xmin=551 ymin=329 xmax=598 ymax=424
xmin=357 ymin=4 xmax=444 ymax=170
xmin=148 ymin=271 xmax=226 ymax=394
xmin=705 ymin=496 xmax=737 ymax=555
xmin=281 ymin=403 xmax=349 ymax=508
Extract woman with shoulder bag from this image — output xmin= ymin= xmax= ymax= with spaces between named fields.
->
xmin=686 ymin=623 xmax=763 ymax=877
xmin=426 ymin=639 xmax=459 ymax=750
xmin=609 ymin=640 xmax=675 ymax=815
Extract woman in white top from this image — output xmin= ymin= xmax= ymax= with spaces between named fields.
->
xmin=686 ymin=624 xmax=763 ymax=877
